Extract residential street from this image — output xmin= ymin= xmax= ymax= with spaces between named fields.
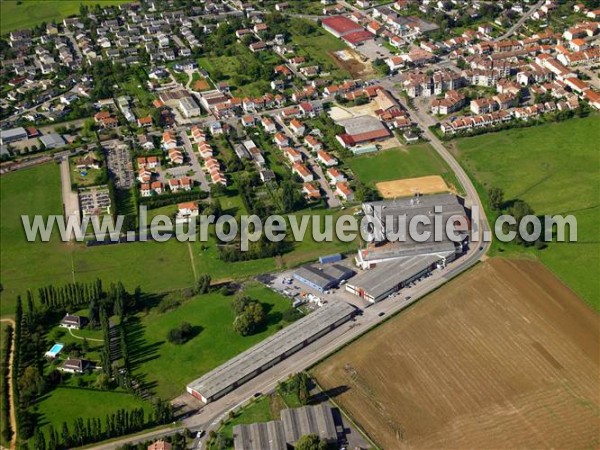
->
xmin=179 ymin=130 xmax=211 ymax=192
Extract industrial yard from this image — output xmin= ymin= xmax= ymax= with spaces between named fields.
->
xmin=313 ymin=258 xmax=600 ymax=449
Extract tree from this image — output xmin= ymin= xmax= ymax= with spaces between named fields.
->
xmin=195 ymin=274 xmax=211 ymax=294
xmin=488 ymin=187 xmax=504 ymax=211
xmin=82 ymin=337 xmax=89 ymax=354
xmin=295 ymin=434 xmax=327 ymax=450
xmin=232 ymin=295 xmax=252 ymax=316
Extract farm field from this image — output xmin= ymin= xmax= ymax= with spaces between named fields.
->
xmin=451 ymin=116 xmax=600 ymax=308
xmin=0 ymin=1 xmax=127 ymax=33
xmin=313 ymin=258 xmax=600 ymax=449
xmin=348 ymin=144 xmax=462 ymax=193
xmin=131 ymin=283 xmax=294 ymax=399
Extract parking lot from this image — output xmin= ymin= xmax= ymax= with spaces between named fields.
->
xmin=79 ymin=187 xmax=111 ymax=215
xmin=357 ymin=39 xmax=393 ymax=62
xmin=105 ymin=141 xmax=134 ymax=189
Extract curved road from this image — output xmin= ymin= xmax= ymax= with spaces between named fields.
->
xmin=85 ymin=85 xmax=492 ymax=449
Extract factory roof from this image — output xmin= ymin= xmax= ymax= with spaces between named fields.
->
xmin=187 ymin=302 xmax=355 ymax=400
xmin=233 ymin=421 xmax=286 ymax=450
xmin=281 ymin=403 xmax=337 ymax=444
xmin=294 ymin=264 xmax=355 ymax=289
xmin=348 ymin=254 xmax=443 ymax=300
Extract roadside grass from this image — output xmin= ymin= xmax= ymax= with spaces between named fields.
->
xmin=131 ymin=283 xmax=293 ymax=399
xmin=451 ymin=116 xmax=600 ymax=309
xmin=34 ymin=387 xmax=151 ymax=439
xmin=0 ymin=1 xmax=127 ymax=33
xmin=347 ymin=144 xmax=463 ymax=193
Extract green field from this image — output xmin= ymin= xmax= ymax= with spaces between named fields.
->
xmin=452 ymin=116 xmax=600 ymax=309
xmin=0 ymin=164 xmax=361 ymax=317
xmin=347 ymin=144 xmax=462 ymax=193
xmin=34 ymin=387 xmax=150 ymax=436
xmin=131 ymin=283 xmax=293 ymax=399
xmin=0 ymin=1 xmax=126 ymax=34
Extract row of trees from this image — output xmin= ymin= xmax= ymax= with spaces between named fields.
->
xmin=33 ymin=401 xmax=173 ymax=450
xmin=1 ymin=324 xmax=12 ymax=443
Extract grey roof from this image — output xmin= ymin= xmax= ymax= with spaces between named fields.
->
xmin=233 ymin=404 xmax=337 ymax=450
xmin=348 ymin=254 xmax=446 ymax=300
xmin=39 ymin=133 xmax=66 ymax=148
xmin=233 ymin=420 xmax=286 ymax=450
xmin=281 ymin=404 xmax=337 ymax=444
xmin=0 ymin=127 xmax=28 ymax=141
xmin=294 ymin=264 xmax=355 ymax=289
xmin=338 ymin=115 xmax=387 ymax=135
xmin=187 ymin=302 xmax=355 ymax=400
xmin=362 ymin=194 xmax=468 ymax=244
xmin=360 ymin=240 xmax=457 ymax=262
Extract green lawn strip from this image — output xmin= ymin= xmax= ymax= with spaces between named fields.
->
xmin=452 ymin=116 xmax=600 ymax=309
xmin=0 ymin=322 xmax=9 ymax=448
xmin=1 ymin=1 xmax=127 ymax=34
xmin=131 ymin=283 xmax=292 ymax=399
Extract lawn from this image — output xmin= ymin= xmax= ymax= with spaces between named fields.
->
xmin=131 ymin=283 xmax=293 ymax=399
xmin=289 ymin=20 xmax=351 ymax=80
xmin=451 ymin=116 xmax=600 ymax=309
xmin=34 ymin=387 xmax=150 ymax=438
xmin=0 ymin=1 xmax=127 ymax=34
xmin=347 ymin=144 xmax=463 ymax=193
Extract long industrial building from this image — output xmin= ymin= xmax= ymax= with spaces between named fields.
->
xmin=293 ymin=263 xmax=355 ymax=292
xmin=234 ymin=404 xmax=338 ymax=450
xmin=186 ymin=302 xmax=355 ymax=403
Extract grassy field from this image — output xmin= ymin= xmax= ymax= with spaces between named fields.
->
xmin=289 ymin=22 xmax=351 ymax=80
xmin=313 ymin=258 xmax=600 ymax=449
xmin=131 ymin=283 xmax=293 ymax=399
xmin=0 ymin=1 xmax=126 ymax=34
xmin=451 ymin=116 xmax=600 ymax=309
xmin=34 ymin=387 xmax=150 ymax=436
xmin=348 ymin=144 xmax=463 ymax=193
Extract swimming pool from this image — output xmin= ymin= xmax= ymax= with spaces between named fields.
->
xmin=45 ymin=343 xmax=64 ymax=358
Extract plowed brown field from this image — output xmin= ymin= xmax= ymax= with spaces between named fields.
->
xmin=313 ymin=259 xmax=600 ymax=449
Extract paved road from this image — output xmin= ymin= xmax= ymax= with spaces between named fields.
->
xmin=496 ymin=0 xmax=545 ymax=41
xmin=179 ymin=130 xmax=211 ymax=192
xmin=84 ymin=86 xmax=493 ymax=450
xmin=60 ymin=157 xmax=80 ymax=237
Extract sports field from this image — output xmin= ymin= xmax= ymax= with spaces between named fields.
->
xmin=313 ymin=258 xmax=600 ymax=449
xmin=0 ymin=1 xmax=126 ymax=33
xmin=451 ymin=116 xmax=600 ymax=308
xmin=348 ymin=144 xmax=462 ymax=194
xmin=376 ymin=175 xmax=450 ymax=198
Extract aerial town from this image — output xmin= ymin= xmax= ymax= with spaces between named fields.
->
xmin=0 ymin=0 xmax=598 ymax=449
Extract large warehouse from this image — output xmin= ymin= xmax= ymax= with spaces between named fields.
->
xmin=347 ymin=253 xmax=454 ymax=303
xmin=321 ymin=16 xmax=364 ymax=38
xmin=186 ymin=302 xmax=355 ymax=403
xmin=233 ymin=404 xmax=338 ymax=450
xmin=293 ymin=263 xmax=355 ymax=292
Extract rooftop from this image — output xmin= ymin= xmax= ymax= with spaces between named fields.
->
xmin=187 ymin=302 xmax=355 ymax=400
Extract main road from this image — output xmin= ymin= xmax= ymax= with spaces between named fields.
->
xmin=85 ymin=86 xmax=492 ymax=450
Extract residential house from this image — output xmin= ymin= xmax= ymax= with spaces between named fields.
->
xmin=335 ymin=181 xmax=354 ymax=202
xmin=317 ymin=150 xmax=338 ymax=167
xmin=292 ymin=162 xmax=313 ymax=182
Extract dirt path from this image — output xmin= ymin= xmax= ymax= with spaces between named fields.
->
xmin=0 ymin=318 xmax=17 ymax=450
xmin=67 ymin=327 xmax=103 ymax=343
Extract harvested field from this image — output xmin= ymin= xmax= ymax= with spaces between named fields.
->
xmin=376 ymin=175 xmax=450 ymax=198
xmin=313 ymin=258 xmax=600 ymax=449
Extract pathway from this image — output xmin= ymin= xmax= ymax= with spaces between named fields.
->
xmin=67 ymin=328 xmax=104 ymax=343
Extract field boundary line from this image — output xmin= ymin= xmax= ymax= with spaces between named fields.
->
xmin=187 ymin=242 xmax=198 ymax=281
